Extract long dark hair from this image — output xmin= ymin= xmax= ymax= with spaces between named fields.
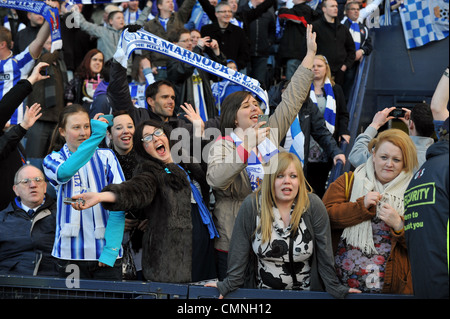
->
xmin=75 ymin=49 xmax=103 ymax=79
xmin=133 ymin=119 xmax=174 ymax=162
xmin=47 ymin=104 xmax=89 ymax=153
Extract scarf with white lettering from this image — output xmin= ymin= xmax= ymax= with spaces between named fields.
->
xmin=113 ymin=27 xmax=269 ymax=109
xmin=229 ymin=132 xmax=279 ymax=191
xmin=341 ymin=158 xmax=412 ymax=254
xmin=0 ymin=0 xmax=62 ymax=52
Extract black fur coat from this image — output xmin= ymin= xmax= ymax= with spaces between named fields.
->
xmin=102 ymin=157 xmax=210 ymax=282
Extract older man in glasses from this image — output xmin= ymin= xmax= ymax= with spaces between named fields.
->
xmin=0 ymin=164 xmax=58 ymax=276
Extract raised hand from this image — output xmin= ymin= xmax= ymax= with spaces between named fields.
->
xmin=20 ymin=103 xmax=42 ymax=130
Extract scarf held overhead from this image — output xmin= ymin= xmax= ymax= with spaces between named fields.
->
xmin=0 ymin=0 xmax=62 ymax=52
xmin=113 ymin=27 xmax=269 ymax=109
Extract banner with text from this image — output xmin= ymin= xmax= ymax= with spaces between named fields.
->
xmin=0 ymin=0 xmax=62 ymax=52
xmin=114 ymin=28 xmax=269 ymax=108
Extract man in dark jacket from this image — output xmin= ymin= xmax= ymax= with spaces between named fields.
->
xmin=238 ymin=0 xmax=276 ymax=89
xmin=341 ymin=1 xmax=373 ymax=100
xmin=201 ymin=1 xmax=250 ymax=71
xmin=404 ymin=118 xmax=449 ymax=299
xmin=278 ymin=0 xmax=320 ymax=80
xmin=312 ymin=0 xmax=355 ymax=86
xmin=0 ymin=164 xmax=58 ymax=276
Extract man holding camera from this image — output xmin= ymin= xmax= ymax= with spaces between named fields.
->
xmin=348 ymin=104 xmax=435 ymax=170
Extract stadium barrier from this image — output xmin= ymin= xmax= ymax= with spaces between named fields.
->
xmin=0 ymin=275 xmax=414 ymax=299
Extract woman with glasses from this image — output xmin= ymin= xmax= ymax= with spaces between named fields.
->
xmin=71 ymin=119 xmax=218 ymax=283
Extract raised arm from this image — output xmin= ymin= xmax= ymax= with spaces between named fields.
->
xmin=28 ymin=0 xmax=57 ymax=58
xmin=430 ymin=66 xmax=449 ymax=121
xmin=0 ymin=62 xmax=49 ymax=129
xmin=268 ymin=24 xmax=316 ymax=143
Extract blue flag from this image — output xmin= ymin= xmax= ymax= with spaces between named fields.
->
xmin=399 ymin=0 xmax=449 ymax=49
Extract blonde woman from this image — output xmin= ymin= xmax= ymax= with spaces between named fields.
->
xmin=205 ymin=152 xmax=360 ymax=298
xmin=323 ymin=129 xmax=418 ymax=294
xmin=308 ymin=54 xmax=350 ymax=198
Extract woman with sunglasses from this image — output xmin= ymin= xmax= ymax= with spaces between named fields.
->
xmin=71 ymin=119 xmax=218 ymax=283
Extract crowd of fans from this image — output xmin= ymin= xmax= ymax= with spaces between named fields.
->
xmin=0 ymin=0 xmax=448 ymax=299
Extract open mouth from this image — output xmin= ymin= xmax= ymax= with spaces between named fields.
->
xmin=250 ymin=114 xmax=259 ymax=121
xmin=155 ymin=143 xmax=166 ymax=156
xmin=121 ymin=136 xmax=132 ymax=143
xmin=281 ymin=187 xmax=292 ymax=195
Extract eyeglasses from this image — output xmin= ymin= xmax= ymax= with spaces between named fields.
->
xmin=141 ymin=128 xmax=164 ymax=143
xmin=15 ymin=177 xmax=45 ymax=186
xmin=217 ymin=10 xmax=232 ymax=14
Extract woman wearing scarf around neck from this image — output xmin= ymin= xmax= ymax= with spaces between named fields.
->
xmin=205 ymin=152 xmax=361 ymax=298
xmin=206 ymin=24 xmax=317 ymax=280
xmin=322 ymin=129 xmax=418 ymax=294
xmin=71 ymin=119 xmax=219 ymax=283
xmin=307 ymin=54 xmax=350 ymax=198
xmin=43 ymin=104 xmax=126 ymax=280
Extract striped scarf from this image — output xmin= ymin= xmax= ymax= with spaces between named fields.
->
xmin=229 ymin=132 xmax=279 ymax=191
xmin=349 ymin=21 xmax=361 ymax=50
xmin=192 ymin=69 xmax=208 ymax=121
xmin=59 ymin=144 xmax=108 ymax=239
xmin=309 ymin=78 xmax=336 ymax=134
xmin=289 ymin=116 xmax=305 ymax=165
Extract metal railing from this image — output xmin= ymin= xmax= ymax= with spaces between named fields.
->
xmin=0 ymin=275 xmax=414 ymax=299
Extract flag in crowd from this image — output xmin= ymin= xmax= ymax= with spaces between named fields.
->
xmin=399 ymin=0 xmax=449 ymax=49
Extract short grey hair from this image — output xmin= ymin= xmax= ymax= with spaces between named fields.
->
xmin=14 ymin=164 xmax=44 ymax=185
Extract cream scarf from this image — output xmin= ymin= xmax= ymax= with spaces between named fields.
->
xmin=341 ymin=157 xmax=413 ymax=255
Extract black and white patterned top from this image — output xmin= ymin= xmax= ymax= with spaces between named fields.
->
xmin=252 ymin=205 xmax=314 ymax=290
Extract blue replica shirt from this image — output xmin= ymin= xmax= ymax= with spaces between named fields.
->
xmin=0 ymin=47 xmax=35 ymax=125
xmin=43 ymin=120 xmax=126 ymax=266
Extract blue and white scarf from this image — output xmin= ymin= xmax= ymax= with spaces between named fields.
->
xmin=114 ymin=27 xmax=269 ymax=109
xmin=309 ymin=78 xmax=336 ymax=134
xmin=349 ymin=21 xmax=361 ymax=50
xmin=229 ymin=132 xmax=279 ymax=191
xmin=289 ymin=116 xmax=305 ymax=165
xmin=176 ymin=165 xmax=219 ymax=239
xmin=0 ymin=0 xmax=62 ymax=52
xmin=192 ymin=69 xmax=208 ymax=122
xmin=59 ymin=144 xmax=108 ymax=239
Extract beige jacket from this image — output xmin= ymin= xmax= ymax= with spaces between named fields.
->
xmin=206 ymin=65 xmax=314 ymax=251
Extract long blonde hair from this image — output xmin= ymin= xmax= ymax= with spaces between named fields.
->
xmin=257 ymin=152 xmax=311 ymax=243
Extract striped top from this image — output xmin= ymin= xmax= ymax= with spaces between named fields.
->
xmin=43 ymin=120 xmax=126 ymax=265
xmin=0 ymin=47 xmax=35 ymax=125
